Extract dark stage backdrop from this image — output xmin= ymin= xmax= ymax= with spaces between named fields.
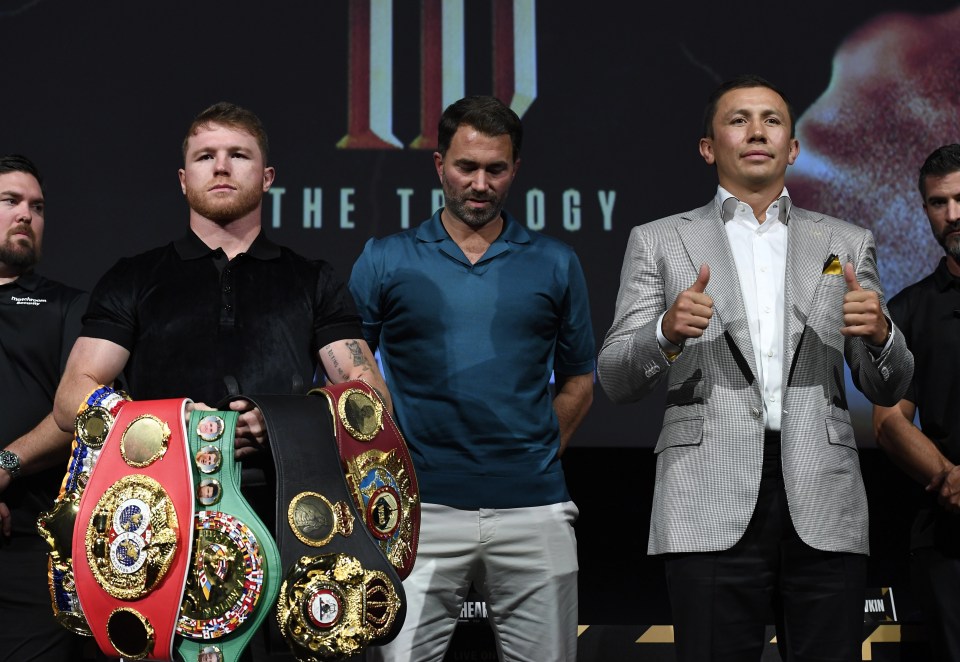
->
xmin=6 ymin=0 xmax=958 ymax=447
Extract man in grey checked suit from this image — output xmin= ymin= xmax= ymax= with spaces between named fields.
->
xmin=598 ymin=75 xmax=913 ymax=661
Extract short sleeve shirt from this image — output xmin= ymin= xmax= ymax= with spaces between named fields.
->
xmin=0 ymin=273 xmax=86 ymax=537
xmin=349 ymin=211 xmax=596 ymax=509
xmin=889 ymin=258 xmax=960 ymax=464
xmin=82 ymin=230 xmax=362 ymax=404
xmin=888 ymin=257 xmax=960 ymax=550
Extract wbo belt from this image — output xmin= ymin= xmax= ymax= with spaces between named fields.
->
xmin=37 ymin=385 xmax=131 ymax=637
xmin=71 ymin=398 xmax=195 ymax=661
xmin=174 ymin=409 xmax=281 ymax=662
xmin=309 ymin=381 xmax=420 ymax=579
xmin=238 ymin=391 xmax=408 ymax=660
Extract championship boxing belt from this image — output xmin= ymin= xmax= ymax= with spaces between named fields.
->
xmin=309 ymin=381 xmax=420 ymax=579
xmin=37 ymin=385 xmax=131 ymax=636
xmin=239 ymin=393 xmax=406 ymax=660
xmin=174 ymin=410 xmax=281 ymax=662
xmin=71 ymin=399 xmax=195 ymax=661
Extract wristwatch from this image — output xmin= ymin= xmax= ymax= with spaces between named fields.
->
xmin=0 ymin=449 xmax=21 ymax=478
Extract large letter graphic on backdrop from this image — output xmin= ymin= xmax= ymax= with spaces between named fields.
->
xmin=339 ymin=0 xmax=537 ymax=150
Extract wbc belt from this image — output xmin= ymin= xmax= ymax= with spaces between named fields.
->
xmin=37 ymin=385 xmax=131 ymax=636
xmin=174 ymin=410 xmax=281 ymax=662
xmin=71 ymin=399 xmax=194 ymax=661
xmin=309 ymin=381 xmax=420 ymax=580
xmin=239 ymin=393 xmax=406 ymax=660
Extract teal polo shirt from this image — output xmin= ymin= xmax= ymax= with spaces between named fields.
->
xmin=349 ymin=210 xmax=595 ymax=509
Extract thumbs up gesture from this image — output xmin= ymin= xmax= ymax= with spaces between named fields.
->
xmin=841 ymin=262 xmax=890 ymax=345
xmin=662 ymin=264 xmax=714 ymax=345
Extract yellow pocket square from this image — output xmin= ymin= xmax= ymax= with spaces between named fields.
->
xmin=822 ymin=254 xmax=842 ymax=275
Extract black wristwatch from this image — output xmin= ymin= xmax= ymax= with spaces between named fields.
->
xmin=0 ymin=449 xmax=21 ymax=479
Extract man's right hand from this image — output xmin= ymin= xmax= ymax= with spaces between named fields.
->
xmin=927 ymin=464 xmax=960 ymax=514
xmin=661 ymin=264 xmax=713 ymax=346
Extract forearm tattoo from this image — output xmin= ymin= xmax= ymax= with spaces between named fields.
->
xmin=345 ymin=340 xmax=372 ymax=369
xmin=326 ymin=347 xmax=348 ymax=380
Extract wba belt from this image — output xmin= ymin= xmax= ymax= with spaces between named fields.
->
xmin=174 ymin=409 xmax=281 ymax=662
xmin=71 ymin=398 xmax=195 ymax=661
xmin=239 ymin=391 xmax=408 ymax=660
xmin=37 ymin=385 xmax=131 ymax=636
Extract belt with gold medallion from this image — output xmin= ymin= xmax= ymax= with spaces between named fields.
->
xmin=71 ymin=398 xmax=195 ymax=661
xmin=174 ymin=409 xmax=281 ymax=662
xmin=37 ymin=384 xmax=131 ymax=636
xmin=237 ymin=391 xmax=407 ymax=660
xmin=310 ymin=380 xmax=420 ymax=579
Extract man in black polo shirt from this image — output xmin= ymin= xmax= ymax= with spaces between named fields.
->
xmin=873 ymin=143 xmax=960 ymax=661
xmin=0 ymin=154 xmax=87 ymax=661
xmin=56 ymin=101 xmax=388 ymax=430
xmin=53 ymin=103 xmax=389 ymax=583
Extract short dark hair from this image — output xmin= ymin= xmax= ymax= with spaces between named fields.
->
xmin=0 ymin=154 xmax=43 ymax=192
xmin=437 ymin=96 xmax=522 ymax=161
xmin=183 ymin=102 xmax=269 ymax=162
xmin=702 ymin=74 xmax=797 ymax=139
xmin=918 ymin=144 xmax=960 ymax=199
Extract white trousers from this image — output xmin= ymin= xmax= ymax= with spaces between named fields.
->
xmin=369 ymin=501 xmax=580 ymax=662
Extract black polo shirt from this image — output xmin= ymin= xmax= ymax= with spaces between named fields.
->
xmin=0 ymin=272 xmax=85 ymax=538
xmin=82 ymin=230 xmax=363 ymax=404
xmin=888 ymin=256 xmax=960 ymax=551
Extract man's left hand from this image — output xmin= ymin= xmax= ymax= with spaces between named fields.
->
xmin=841 ymin=262 xmax=889 ymax=345
xmin=230 ymin=399 xmax=267 ymax=460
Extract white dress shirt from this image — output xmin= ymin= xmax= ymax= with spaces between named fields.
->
xmin=719 ymin=186 xmax=788 ymax=431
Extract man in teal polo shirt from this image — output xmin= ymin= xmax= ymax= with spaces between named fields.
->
xmin=350 ymin=95 xmax=595 ymax=662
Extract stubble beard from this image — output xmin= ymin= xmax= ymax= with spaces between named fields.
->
xmin=186 ymin=182 xmax=263 ymax=224
xmin=938 ymin=222 xmax=960 ymax=262
xmin=442 ymin=175 xmax=504 ymax=228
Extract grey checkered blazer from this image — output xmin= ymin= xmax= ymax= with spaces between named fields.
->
xmin=598 ymin=200 xmax=913 ymax=555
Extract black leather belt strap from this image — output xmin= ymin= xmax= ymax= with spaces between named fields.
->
xmin=237 ymin=394 xmax=406 ymax=660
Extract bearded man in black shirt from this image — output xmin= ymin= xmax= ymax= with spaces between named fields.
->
xmin=0 ymin=154 xmax=87 ymax=661
xmin=873 ymin=144 xmax=960 ymax=661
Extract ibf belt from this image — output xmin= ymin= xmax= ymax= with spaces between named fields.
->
xmin=310 ymin=381 xmax=420 ymax=579
xmin=174 ymin=410 xmax=281 ymax=662
xmin=37 ymin=385 xmax=131 ymax=636
xmin=71 ymin=399 xmax=194 ymax=661
xmin=238 ymin=394 xmax=405 ymax=660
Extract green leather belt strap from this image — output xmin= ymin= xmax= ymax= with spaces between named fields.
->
xmin=175 ymin=410 xmax=281 ymax=662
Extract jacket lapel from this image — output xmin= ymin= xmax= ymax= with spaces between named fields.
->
xmin=783 ymin=207 xmax=832 ymax=372
xmin=677 ymin=202 xmax=759 ymax=383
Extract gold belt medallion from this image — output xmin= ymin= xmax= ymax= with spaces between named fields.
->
xmin=344 ymin=449 xmax=417 ymax=570
xmin=277 ymin=553 xmax=401 ymax=659
xmin=177 ymin=510 xmax=265 ymax=640
xmin=337 ymin=388 xmax=384 ymax=442
xmin=287 ymin=491 xmax=354 ymax=547
xmin=84 ymin=474 xmax=179 ymax=600
xmin=120 ymin=415 xmax=171 ymax=468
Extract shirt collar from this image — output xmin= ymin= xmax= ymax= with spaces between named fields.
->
xmin=932 ymin=256 xmax=960 ymax=292
xmin=173 ymin=228 xmax=282 ymax=261
xmin=716 ymin=186 xmax=792 ymax=225
xmin=0 ymin=271 xmax=39 ymax=291
xmin=415 ymin=209 xmax=531 ymax=245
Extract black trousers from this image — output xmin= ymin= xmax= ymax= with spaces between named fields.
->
xmin=910 ymin=545 xmax=960 ymax=662
xmin=664 ymin=431 xmax=867 ymax=662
